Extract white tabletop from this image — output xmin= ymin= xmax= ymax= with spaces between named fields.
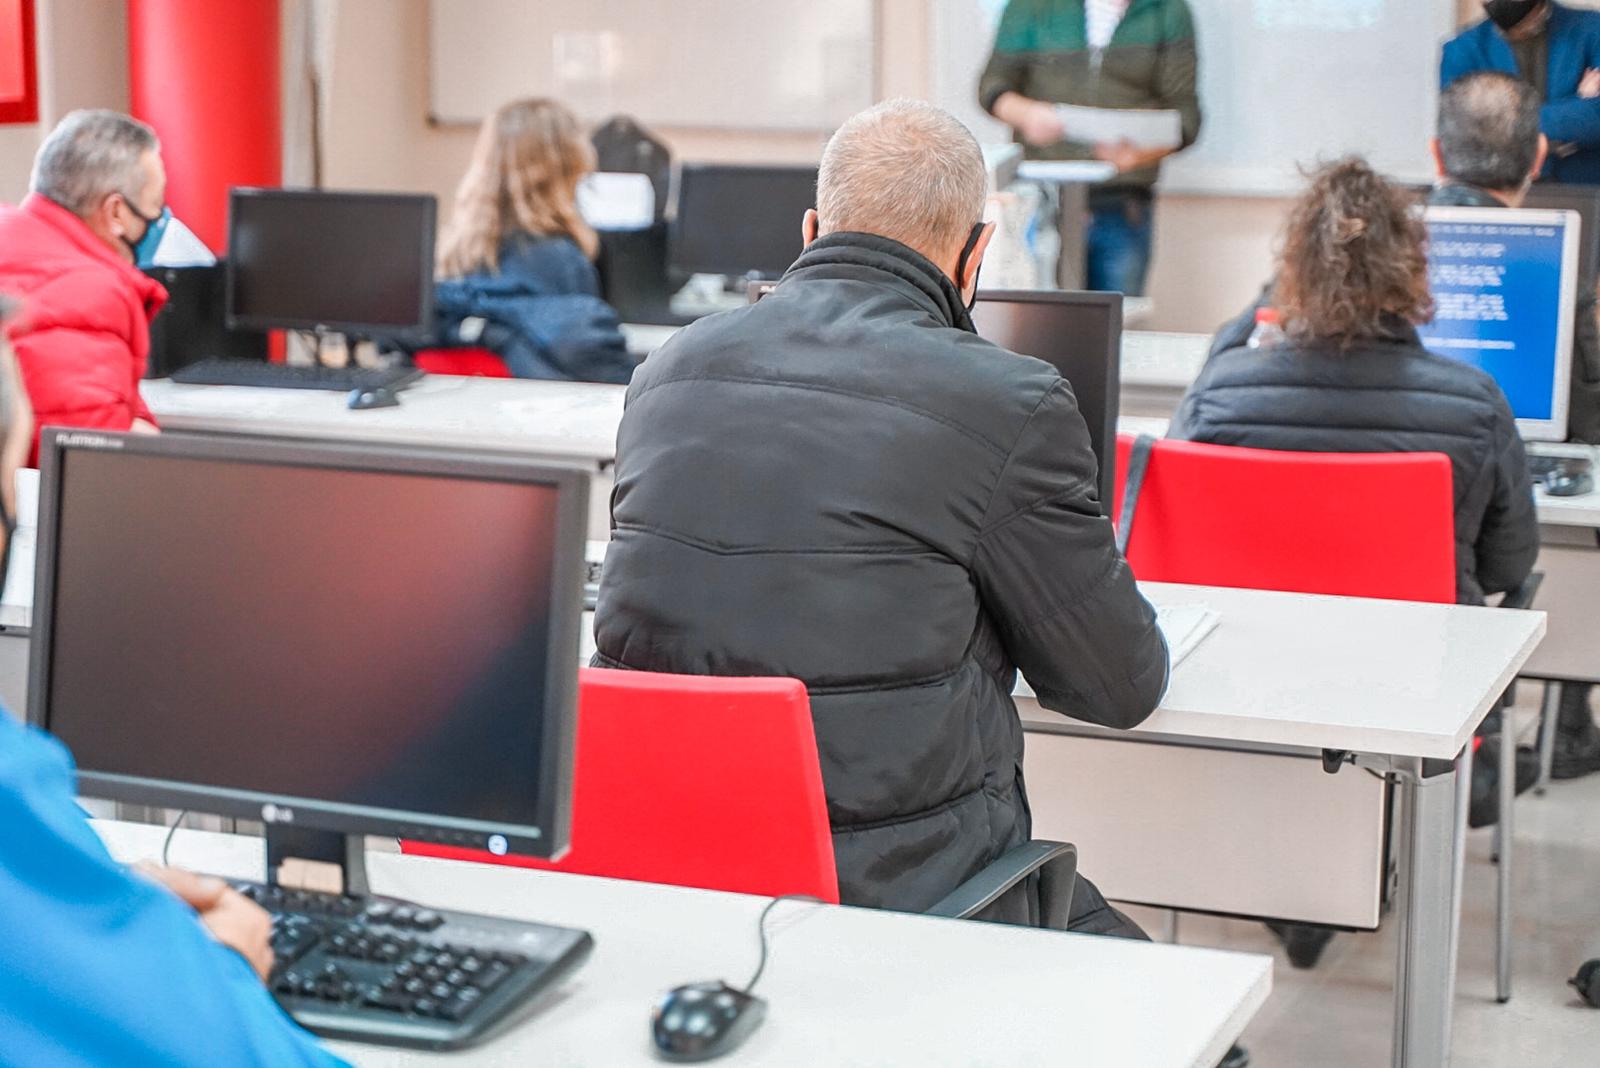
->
xmin=1020 ymin=582 xmax=1546 ymax=761
xmin=141 ymin=377 xmax=626 ymax=467
xmin=95 ymin=820 xmax=1270 ymax=1068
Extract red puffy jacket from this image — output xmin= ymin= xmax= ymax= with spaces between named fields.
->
xmin=0 ymin=194 xmax=165 ymax=464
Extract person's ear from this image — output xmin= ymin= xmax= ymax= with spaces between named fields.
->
xmin=1531 ymin=133 xmax=1550 ymax=182
xmin=1429 ymin=137 xmax=1447 ymax=180
xmin=960 ymin=222 xmax=996 ymax=303
xmin=802 ymin=208 xmax=820 ymax=248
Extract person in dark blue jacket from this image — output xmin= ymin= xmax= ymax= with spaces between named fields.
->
xmin=434 ymin=98 xmax=635 ymax=384
xmin=1442 ymin=2 xmax=1600 ymax=184
xmin=0 ymin=294 xmax=344 ymax=1068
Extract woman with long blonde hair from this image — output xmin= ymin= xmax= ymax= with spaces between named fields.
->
xmin=433 ymin=98 xmax=634 ymax=383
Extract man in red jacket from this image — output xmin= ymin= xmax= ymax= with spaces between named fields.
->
xmin=0 ymin=109 xmax=167 ymax=463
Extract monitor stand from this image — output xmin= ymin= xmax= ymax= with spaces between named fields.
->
xmin=265 ymin=823 xmax=371 ymax=897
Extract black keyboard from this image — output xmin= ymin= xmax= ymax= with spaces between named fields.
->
xmin=1528 ymin=455 xmax=1570 ymax=480
xmin=170 ymin=358 xmax=423 ymax=393
xmin=237 ymin=881 xmax=592 ymax=1051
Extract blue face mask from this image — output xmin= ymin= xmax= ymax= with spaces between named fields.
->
xmin=125 ymin=204 xmax=170 ymax=267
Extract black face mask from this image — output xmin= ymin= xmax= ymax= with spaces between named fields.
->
xmin=1484 ymin=0 xmax=1542 ymax=31
xmin=954 ymin=223 xmax=987 ymax=314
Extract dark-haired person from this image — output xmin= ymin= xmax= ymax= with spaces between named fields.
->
xmin=1170 ymin=158 xmax=1539 ymax=969
xmin=977 ymin=0 xmax=1202 ymax=295
xmin=1442 ymin=2 xmax=1600 ymax=185
xmin=0 ymin=295 xmax=346 ymax=1067
xmin=1429 ymin=71 xmax=1600 ymax=780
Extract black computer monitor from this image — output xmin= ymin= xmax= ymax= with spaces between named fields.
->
xmin=669 ymin=164 xmax=818 ymax=278
xmin=227 ymin=188 xmax=437 ymax=339
xmin=1523 ymin=183 xmax=1599 ymax=281
xmin=27 ymin=429 xmax=588 ymax=870
xmin=972 ymin=290 xmax=1123 ymax=510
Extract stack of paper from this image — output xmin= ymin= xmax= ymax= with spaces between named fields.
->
xmin=1054 ymin=104 xmax=1183 ymax=151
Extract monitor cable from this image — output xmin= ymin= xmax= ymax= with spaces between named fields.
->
xmin=161 ymin=808 xmax=191 ymax=867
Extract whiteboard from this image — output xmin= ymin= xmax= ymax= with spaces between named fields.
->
xmin=427 ymin=0 xmax=877 ymax=132
xmin=933 ymin=0 xmax=1456 ymax=197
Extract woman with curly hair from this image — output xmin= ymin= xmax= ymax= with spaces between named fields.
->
xmin=434 ymin=98 xmax=634 ymax=383
xmin=1173 ymin=156 xmax=1536 ymax=606
xmin=1169 ymin=156 xmax=1539 ymax=967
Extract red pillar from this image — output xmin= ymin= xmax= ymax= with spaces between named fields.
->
xmin=127 ymin=0 xmax=280 ymax=254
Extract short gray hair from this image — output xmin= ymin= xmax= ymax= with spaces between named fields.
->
xmin=1438 ymin=72 xmax=1541 ymax=192
xmin=817 ymin=99 xmax=986 ymax=259
xmin=30 ymin=109 xmax=160 ymax=217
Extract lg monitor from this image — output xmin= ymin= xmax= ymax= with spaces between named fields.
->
xmin=972 ymin=290 xmax=1123 ymax=510
xmin=227 ymin=188 xmax=437 ymax=339
xmin=28 ymin=429 xmax=589 ymax=876
xmin=1420 ymin=206 xmax=1580 ymax=442
xmin=670 ymin=164 xmax=818 ymax=279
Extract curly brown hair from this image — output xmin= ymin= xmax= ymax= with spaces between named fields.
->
xmin=1276 ymin=157 xmax=1433 ymax=346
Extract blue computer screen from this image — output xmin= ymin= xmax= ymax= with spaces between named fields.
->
xmin=1419 ymin=212 xmax=1572 ymax=424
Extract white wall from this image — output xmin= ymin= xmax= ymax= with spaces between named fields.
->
xmin=0 ymin=0 xmax=128 ymax=203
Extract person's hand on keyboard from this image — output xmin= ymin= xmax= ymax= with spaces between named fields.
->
xmin=137 ymin=862 xmax=276 ymax=979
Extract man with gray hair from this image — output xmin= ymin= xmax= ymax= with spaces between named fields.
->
xmin=596 ymin=100 xmax=1168 ymax=930
xmin=1435 ymin=71 xmax=1600 ymax=782
xmin=0 ymin=109 xmax=166 ymax=461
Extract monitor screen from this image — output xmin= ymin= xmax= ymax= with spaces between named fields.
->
xmin=1419 ymin=206 xmax=1580 ymax=442
xmin=227 ymin=188 xmax=436 ymax=336
xmin=670 ymin=164 xmax=817 ymax=278
xmin=972 ymin=291 xmax=1123 ymax=510
xmin=29 ymin=432 xmax=587 ymax=857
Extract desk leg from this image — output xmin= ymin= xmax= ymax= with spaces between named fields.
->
xmin=1055 ymin=183 xmax=1088 ymax=290
xmin=1391 ymin=746 xmax=1471 ymax=1068
xmin=1497 ymin=714 xmax=1514 ymax=1003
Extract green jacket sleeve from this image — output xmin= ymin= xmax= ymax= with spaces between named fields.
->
xmin=978 ymin=0 xmax=1038 ymax=115
xmin=1157 ymin=1 xmax=1203 ymax=149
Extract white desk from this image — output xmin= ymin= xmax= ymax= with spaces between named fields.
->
xmin=94 ymin=820 xmax=1271 ymax=1068
xmin=1020 ymin=583 xmax=1543 ymax=1068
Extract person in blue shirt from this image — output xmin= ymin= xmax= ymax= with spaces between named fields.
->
xmin=1442 ymin=2 xmax=1600 ymax=184
xmin=0 ymin=294 xmax=344 ymax=1068
xmin=433 ymin=98 xmax=636 ymax=384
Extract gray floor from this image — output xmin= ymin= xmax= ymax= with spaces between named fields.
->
xmin=1123 ymin=701 xmax=1600 ymax=1066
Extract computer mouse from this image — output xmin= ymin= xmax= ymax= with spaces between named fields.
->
xmin=347 ymin=385 xmax=400 ymax=411
xmin=650 ymin=981 xmax=766 ymax=1062
xmin=1544 ymin=468 xmax=1594 ymax=497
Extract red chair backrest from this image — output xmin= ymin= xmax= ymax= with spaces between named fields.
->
xmin=1112 ymin=434 xmax=1456 ymax=604
xmin=404 ymin=667 xmax=840 ymax=902
xmin=410 ymin=347 xmax=513 ymax=378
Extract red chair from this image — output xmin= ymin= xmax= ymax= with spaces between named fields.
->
xmin=1112 ymin=434 xmax=1456 ymax=602
xmin=1112 ymin=432 xmax=1537 ymax=1000
xmin=408 ymin=667 xmax=839 ymax=901
xmin=410 ymin=347 xmax=513 ymax=378
xmin=407 ymin=667 xmax=1079 ymax=923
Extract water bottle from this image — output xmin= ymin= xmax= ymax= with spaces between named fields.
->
xmin=1247 ymin=306 xmax=1285 ymax=349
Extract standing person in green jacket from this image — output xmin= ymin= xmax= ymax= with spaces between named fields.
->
xmin=978 ymin=0 xmax=1202 ymax=296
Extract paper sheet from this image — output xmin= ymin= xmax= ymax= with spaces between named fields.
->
xmin=1054 ymin=104 xmax=1183 ymax=151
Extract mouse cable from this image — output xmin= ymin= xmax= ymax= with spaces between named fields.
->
xmin=742 ymin=893 xmax=825 ymax=995
xmin=161 ymin=808 xmax=191 ymax=867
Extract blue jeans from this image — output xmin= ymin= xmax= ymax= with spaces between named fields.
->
xmin=1086 ymin=190 xmax=1155 ymax=296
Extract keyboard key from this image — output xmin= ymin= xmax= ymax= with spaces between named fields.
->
xmin=413 ymin=910 xmax=444 ymax=931
xmin=413 ymin=998 xmax=439 ymax=1017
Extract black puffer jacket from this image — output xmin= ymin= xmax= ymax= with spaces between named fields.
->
xmin=1170 ymin=322 xmax=1539 ymax=604
xmin=594 ymin=233 xmax=1167 ymax=911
